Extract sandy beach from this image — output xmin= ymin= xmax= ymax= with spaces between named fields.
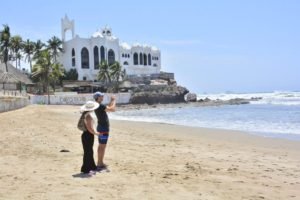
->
xmin=0 ymin=105 xmax=299 ymax=200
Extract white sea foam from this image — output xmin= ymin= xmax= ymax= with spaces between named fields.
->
xmin=197 ymin=91 xmax=300 ymax=106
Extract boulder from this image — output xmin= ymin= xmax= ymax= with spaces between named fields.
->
xmin=184 ymin=93 xmax=197 ymax=102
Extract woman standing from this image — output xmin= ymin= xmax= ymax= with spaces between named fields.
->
xmin=80 ymin=101 xmax=100 ymax=175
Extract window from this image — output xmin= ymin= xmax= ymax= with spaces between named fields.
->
xmin=143 ymin=54 xmax=147 ymax=65
xmin=72 ymin=48 xmax=75 ymax=67
xmin=122 ymin=53 xmax=124 ymax=57
xmin=94 ymin=46 xmax=99 ymax=69
xmin=83 ymin=76 xmax=87 ymax=80
xmin=153 ymin=64 xmax=157 ymax=67
xmin=148 ymin=54 xmax=151 ymax=66
xmin=128 ymin=54 xmax=130 ymax=58
xmin=133 ymin=53 xmax=138 ymax=65
xmin=100 ymin=46 xmax=105 ymax=61
xmin=81 ymin=47 xmax=89 ymax=69
xmin=123 ymin=61 xmax=129 ymax=65
xmin=108 ymin=49 xmax=115 ymax=65
xmin=139 ymin=53 xmax=143 ymax=65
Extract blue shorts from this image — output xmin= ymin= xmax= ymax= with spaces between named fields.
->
xmin=97 ymin=126 xmax=109 ymax=144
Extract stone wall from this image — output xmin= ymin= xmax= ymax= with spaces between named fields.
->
xmin=0 ymin=96 xmax=30 ymax=113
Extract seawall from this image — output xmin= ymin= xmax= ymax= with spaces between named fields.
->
xmin=0 ymin=96 xmax=30 ymax=113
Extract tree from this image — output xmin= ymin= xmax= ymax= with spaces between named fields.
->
xmin=10 ymin=35 xmax=23 ymax=69
xmin=49 ymin=62 xmax=64 ymax=92
xmin=23 ymin=39 xmax=35 ymax=72
xmin=16 ymin=52 xmax=22 ymax=68
xmin=0 ymin=24 xmax=11 ymax=72
xmin=64 ymin=68 xmax=78 ymax=80
xmin=33 ymin=39 xmax=45 ymax=60
xmin=97 ymin=61 xmax=111 ymax=83
xmin=47 ymin=36 xmax=63 ymax=63
xmin=32 ymin=50 xmax=63 ymax=104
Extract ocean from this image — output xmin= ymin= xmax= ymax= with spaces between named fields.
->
xmin=110 ymin=91 xmax=300 ymax=141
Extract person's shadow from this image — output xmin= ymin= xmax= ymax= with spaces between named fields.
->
xmin=72 ymin=173 xmax=92 ymax=178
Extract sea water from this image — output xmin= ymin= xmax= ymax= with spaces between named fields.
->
xmin=110 ymin=91 xmax=300 ymax=141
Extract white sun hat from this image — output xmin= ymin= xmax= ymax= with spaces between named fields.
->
xmin=80 ymin=101 xmax=99 ymax=112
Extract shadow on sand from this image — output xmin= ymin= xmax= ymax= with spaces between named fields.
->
xmin=72 ymin=173 xmax=93 ymax=178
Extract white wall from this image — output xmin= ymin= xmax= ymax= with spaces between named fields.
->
xmin=29 ymin=93 xmax=131 ymax=105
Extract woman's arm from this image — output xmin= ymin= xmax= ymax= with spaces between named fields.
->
xmin=85 ymin=114 xmax=99 ymax=136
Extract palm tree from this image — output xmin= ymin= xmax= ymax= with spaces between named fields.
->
xmin=110 ymin=61 xmax=126 ymax=92
xmin=16 ymin=52 xmax=22 ymax=69
xmin=33 ymin=39 xmax=45 ymax=60
xmin=32 ymin=50 xmax=54 ymax=104
xmin=97 ymin=61 xmax=111 ymax=83
xmin=23 ymin=39 xmax=35 ymax=72
xmin=0 ymin=24 xmax=11 ymax=72
xmin=10 ymin=35 xmax=23 ymax=69
xmin=49 ymin=62 xmax=64 ymax=92
xmin=47 ymin=36 xmax=63 ymax=63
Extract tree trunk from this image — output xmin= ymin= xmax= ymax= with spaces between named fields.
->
xmin=29 ymin=56 xmax=32 ymax=72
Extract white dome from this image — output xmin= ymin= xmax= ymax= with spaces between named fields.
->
xmin=120 ymin=42 xmax=131 ymax=50
xmin=151 ymin=46 xmax=159 ymax=51
xmin=92 ymin=30 xmax=103 ymax=38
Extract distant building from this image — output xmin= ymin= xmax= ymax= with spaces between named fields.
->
xmin=58 ymin=15 xmax=161 ymax=81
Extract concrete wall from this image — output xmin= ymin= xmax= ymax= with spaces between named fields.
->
xmin=29 ymin=92 xmax=131 ymax=105
xmin=0 ymin=96 xmax=30 ymax=113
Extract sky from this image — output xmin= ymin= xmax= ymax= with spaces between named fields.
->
xmin=0 ymin=0 xmax=299 ymax=93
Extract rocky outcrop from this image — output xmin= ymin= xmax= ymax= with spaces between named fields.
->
xmin=130 ymin=85 xmax=189 ymax=105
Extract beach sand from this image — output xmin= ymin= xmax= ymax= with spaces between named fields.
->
xmin=0 ymin=105 xmax=299 ymax=200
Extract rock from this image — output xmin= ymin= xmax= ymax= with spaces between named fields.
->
xmin=184 ymin=93 xmax=197 ymax=102
xmin=130 ymin=85 xmax=189 ymax=104
xmin=60 ymin=149 xmax=70 ymax=153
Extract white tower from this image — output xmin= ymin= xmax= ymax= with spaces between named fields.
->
xmin=61 ymin=15 xmax=75 ymax=41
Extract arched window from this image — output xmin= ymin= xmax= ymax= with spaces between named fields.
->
xmin=100 ymin=46 xmax=105 ymax=61
xmin=72 ymin=48 xmax=75 ymax=67
xmin=153 ymin=64 xmax=157 ymax=67
xmin=81 ymin=47 xmax=89 ymax=69
xmin=143 ymin=54 xmax=147 ymax=65
xmin=139 ymin=53 xmax=143 ymax=65
xmin=94 ymin=46 xmax=99 ymax=69
xmin=133 ymin=53 xmax=138 ymax=65
xmin=122 ymin=53 xmax=124 ymax=57
xmin=148 ymin=54 xmax=151 ymax=66
xmin=128 ymin=54 xmax=130 ymax=58
xmin=123 ymin=61 xmax=129 ymax=65
xmin=108 ymin=49 xmax=115 ymax=65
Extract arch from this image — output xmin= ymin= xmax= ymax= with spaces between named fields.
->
xmin=123 ymin=61 xmax=129 ymax=65
xmin=100 ymin=46 xmax=105 ymax=61
xmin=81 ymin=47 xmax=89 ymax=69
xmin=153 ymin=63 xmax=157 ymax=67
xmin=108 ymin=49 xmax=115 ymax=65
xmin=94 ymin=46 xmax=99 ymax=69
xmin=72 ymin=48 xmax=75 ymax=66
xmin=148 ymin=54 xmax=151 ymax=66
xmin=143 ymin=53 xmax=147 ymax=65
xmin=139 ymin=53 xmax=143 ymax=65
xmin=133 ymin=53 xmax=138 ymax=65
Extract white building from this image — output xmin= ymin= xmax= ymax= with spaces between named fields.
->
xmin=58 ymin=16 xmax=161 ymax=81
